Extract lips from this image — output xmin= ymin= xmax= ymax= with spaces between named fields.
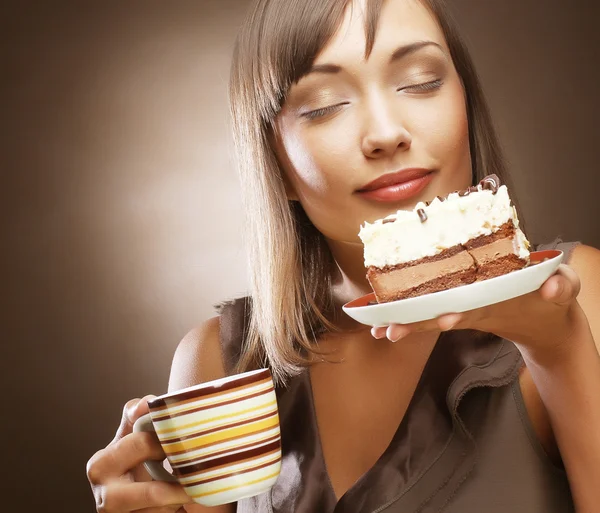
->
xmin=356 ymin=168 xmax=435 ymax=202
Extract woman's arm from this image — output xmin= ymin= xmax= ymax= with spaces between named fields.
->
xmin=373 ymin=244 xmax=600 ymax=512
xmin=520 ymin=244 xmax=600 ymax=513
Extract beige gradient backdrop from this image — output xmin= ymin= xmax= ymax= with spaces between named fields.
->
xmin=1 ymin=1 xmax=598 ymax=511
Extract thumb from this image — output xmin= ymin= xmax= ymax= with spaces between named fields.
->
xmin=539 ymin=264 xmax=581 ymax=306
xmin=112 ymin=394 xmax=156 ymax=443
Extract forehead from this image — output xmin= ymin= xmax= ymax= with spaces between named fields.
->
xmin=314 ymin=0 xmax=447 ymax=65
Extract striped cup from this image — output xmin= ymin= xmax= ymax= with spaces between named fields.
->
xmin=133 ymin=368 xmax=281 ymax=506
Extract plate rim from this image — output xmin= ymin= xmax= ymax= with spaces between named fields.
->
xmin=343 ymin=249 xmax=564 ymax=313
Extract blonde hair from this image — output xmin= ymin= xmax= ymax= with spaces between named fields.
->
xmin=229 ymin=0 xmax=514 ymax=385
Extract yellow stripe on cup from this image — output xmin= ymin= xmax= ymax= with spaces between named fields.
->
xmin=162 ymin=415 xmax=280 ymax=455
xmin=155 ymin=399 xmax=278 ymax=436
xmin=178 ymin=451 xmax=281 ymax=485
xmin=190 ymin=470 xmax=281 ymax=499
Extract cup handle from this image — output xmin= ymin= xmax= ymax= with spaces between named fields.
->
xmin=132 ymin=413 xmax=178 ymax=482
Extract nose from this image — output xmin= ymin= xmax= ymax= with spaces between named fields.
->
xmin=360 ymin=94 xmax=412 ymax=159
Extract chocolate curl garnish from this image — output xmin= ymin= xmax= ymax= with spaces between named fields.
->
xmin=417 ymin=208 xmax=428 ymax=223
xmin=480 ymin=174 xmax=500 ymax=193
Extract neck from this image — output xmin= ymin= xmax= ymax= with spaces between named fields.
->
xmin=321 ymin=236 xmax=442 ymax=359
xmin=326 ymin=237 xmax=372 ymax=316
xmin=327 ymin=239 xmax=373 ymax=331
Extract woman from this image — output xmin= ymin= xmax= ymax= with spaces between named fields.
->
xmin=86 ymin=0 xmax=600 ymax=511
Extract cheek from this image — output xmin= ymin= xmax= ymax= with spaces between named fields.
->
xmin=279 ymin=124 xmax=353 ymax=199
xmin=280 ymin=131 xmax=325 ymax=192
xmin=427 ymin=85 xmax=470 ymax=162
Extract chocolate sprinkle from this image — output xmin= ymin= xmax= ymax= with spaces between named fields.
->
xmin=382 ymin=218 xmax=395 ymax=224
xmin=458 ymin=185 xmax=480 ymax=197
xmin=480 ymin=174 xmax=500 ymax=193
xmin=417 ymin=208 xmax=428 ymax=222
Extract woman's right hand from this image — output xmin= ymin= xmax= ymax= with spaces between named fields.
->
xmin=86 ymin=395 xmax=192 ymax=513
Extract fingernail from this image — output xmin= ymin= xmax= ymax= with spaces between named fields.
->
xmin=371 ymin=328 xmax=383 ymax=339
xmin=555 ymin=280 xmax=564 ymax=297
xmin=125 ymin=402 xmax=140 ymax=422
xmin=388 ymin=325 xmax=410 ymax=342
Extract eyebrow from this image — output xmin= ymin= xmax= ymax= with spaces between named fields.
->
xmin=306 ymin=41 xmax=443 ymax=76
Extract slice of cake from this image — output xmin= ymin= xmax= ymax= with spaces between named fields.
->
xmin=358 ymin=175 xmax=530 ymax=303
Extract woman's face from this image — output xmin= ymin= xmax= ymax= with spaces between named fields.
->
xmin=275 ymin=0 xmax=472 ymax=245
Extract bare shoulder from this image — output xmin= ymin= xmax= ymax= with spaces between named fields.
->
xmin=568 ymin=244 xmax=600 ymax=345
xmin=569 ymin=242 xmax=600 ymax=268
xmin=168 ymin=316 xmax=227 ymax=392
xmin=568 ymin=243 xmax=600 ymax=283
xmin=568 ymin=244 xmax=600 ymax=321
xmin=518 ymin=243 xmax=600 ymax=464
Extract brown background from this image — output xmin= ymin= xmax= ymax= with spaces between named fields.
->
xmin=2 ymin=1 xmax=598 ymax=511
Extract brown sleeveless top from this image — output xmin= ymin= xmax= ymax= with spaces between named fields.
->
xmin=217 ymin=239 xmax=578 ymax=513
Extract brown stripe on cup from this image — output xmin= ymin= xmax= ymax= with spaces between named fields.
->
xmin=173 ymin=441 xmax=282 ymax=477
xmin=151 ymin=385 xmax=275 ymax=423
xmin=149 ymin=369 xmax=272 ymax=410
xmin=181 ymin=456 xmax=282 ymax=488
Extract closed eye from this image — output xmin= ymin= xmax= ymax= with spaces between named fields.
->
xmin=301 ymin=102 xmax=348 ymax=120
xmin=398 ymin=79 xmax=443 ymax=93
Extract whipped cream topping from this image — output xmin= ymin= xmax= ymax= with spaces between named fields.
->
xmin=359 ymin=184 xmax=530 ymax=268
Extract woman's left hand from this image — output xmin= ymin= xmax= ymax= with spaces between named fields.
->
xmin=371 ymin=264 xmax=586 ymax=361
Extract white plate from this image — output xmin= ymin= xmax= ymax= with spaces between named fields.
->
xmin=343 ymin=250 xmax=563 ymax=327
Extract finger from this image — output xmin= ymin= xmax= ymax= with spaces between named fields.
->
xmin=539 ymin=264 xmax=581 ymax=305
xmin=100 ymin=481 xmax=190 ymax=512
xmin=113 ymin=395 xmax=157 ymax=444
xmin=131 ymin=448 xmax=174 ymax=483
xmin=133 ymin=505 xmax=186 ymax=513
xmin=87 ymin=432 xmax=166 ymax=483
xmin=134 ymin=507 xmax=188 ymax=513
xmin=371 ymin=326 xmax=387 ymax=339
xmin=436 ymin=313 xmax=464 ymax=331
xmin=386 ymin=324 xmax=411 ymax=342
xmin=409 ymin=317 xmax=449 ymax=333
